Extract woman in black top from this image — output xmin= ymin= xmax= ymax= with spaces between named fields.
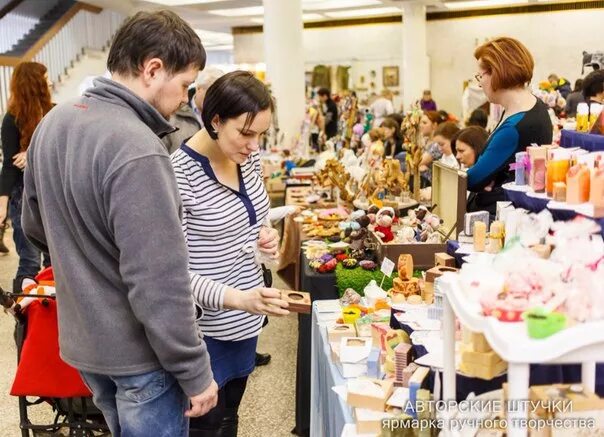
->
xmin=380 ymin=117 xmax=404 ymax=157
xmin=0 ymin=62 xmax=52 ymax=290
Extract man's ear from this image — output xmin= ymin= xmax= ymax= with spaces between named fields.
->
xmin=141 ymin=58 xmax=164 ymax=85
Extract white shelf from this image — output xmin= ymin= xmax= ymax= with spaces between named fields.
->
xmin=442 ymin=272 xmax=604 ymax=364
xmin=440 ymin=272 xmax=603 ymax=437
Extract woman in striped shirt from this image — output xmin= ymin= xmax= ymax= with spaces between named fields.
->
xmin=171 ymin=71 xmax=289 ymax=437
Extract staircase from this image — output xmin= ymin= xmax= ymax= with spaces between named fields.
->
xmin=0 ymin=1 xmax=123 ymax=113
xmin=1 ymin=0 xmax=75 ymax=57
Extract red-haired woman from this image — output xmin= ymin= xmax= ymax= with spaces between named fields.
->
xmin=0 ymin=62 xmax=52 ymax=291
xmin=468 ymin=37 xmax=552 ymax=217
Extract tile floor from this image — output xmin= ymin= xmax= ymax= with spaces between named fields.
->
xmin=0 ymin=227 xmax=298 ymax=436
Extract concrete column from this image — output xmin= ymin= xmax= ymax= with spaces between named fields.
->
xmin=402 ymin=1 xmax=430 ymax=110
xmin=263 ymin=0 xmax=305 ymax=151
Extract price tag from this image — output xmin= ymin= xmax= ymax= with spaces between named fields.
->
xmin=380 ymin=257 xmax=395 ymax=277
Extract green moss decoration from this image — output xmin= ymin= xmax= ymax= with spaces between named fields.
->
xmin=335 ymin=264 xmax=424 ymax=297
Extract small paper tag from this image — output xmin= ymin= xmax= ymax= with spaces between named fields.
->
xmin=380 ymin=257 xmax=395 ymax=277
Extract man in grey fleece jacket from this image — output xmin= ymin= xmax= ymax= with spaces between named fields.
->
xmin=21 ymin=11 xmax=218 ymax=436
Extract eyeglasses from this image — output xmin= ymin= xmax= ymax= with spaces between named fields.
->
xmin=474 ymin=71 xmax=488 ymax=82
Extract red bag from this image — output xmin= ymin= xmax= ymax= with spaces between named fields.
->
xmin=10 ymin=299 xmax=91 ymax=397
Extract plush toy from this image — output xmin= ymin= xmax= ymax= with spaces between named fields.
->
xmin=374 ymin=207 xmax=395 ymax=243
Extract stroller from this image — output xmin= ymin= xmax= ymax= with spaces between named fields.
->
xmin=0 ymin=267 xmax=109 ymax=436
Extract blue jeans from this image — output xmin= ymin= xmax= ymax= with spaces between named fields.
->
xmin=79 ymin=368 xmax=190 ymax=437
xmin=8 ymin=184 xmax=49 ymax=281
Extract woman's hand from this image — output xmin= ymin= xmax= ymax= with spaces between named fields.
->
xmin=12 ymin=152 xmax=27 ymax=170
xmin=258 ymin=226 xmax=279 ymax=259
xmin=236 ymin=287 xmax=289 ymax=316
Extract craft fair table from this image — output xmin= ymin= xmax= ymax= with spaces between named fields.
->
xmin=277 ymin=191 xmax=337 ymax=289
xmin=440 ymin=273 xmax=604 ymax=437
xmin=310 ymin=300 xmax=354 ymax=437
xmin=295 ymin=252 xmax=339 ymax=436
xmin=560 ymin=129 xmax=604 ymax=152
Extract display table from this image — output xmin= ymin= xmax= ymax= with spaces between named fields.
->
xmin=277 ymin=216 xmax=309 ymax=289
xmin=294 ymin=252 xmax=338 ymax=437
xmin=441 ymin=273 xmax=604 ymax=437
xmin=502 ymin=182 xmax=604 ymax=237
xmin=560 ymin=129 xmax=604 ymax=152
xmin=310 ymin=301 xmax=354 ymax=437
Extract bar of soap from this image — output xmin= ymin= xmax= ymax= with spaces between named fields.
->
xmin=473 ymin=221 xmax=486 ymax=252
xmin=566 ymin=164 xmax=590 ymax=204
xmin=553 ymin=181 xmax=567 ymax=202
xmin=487 ymin=221 xmax=504 ymax=254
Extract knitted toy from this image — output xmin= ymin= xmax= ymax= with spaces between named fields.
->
xmin=374 ymin=207 xmax=395 ymax=243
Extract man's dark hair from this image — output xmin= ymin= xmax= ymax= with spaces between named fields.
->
xmin=468 ymin=108 xmax=488 ymax=129
xmin=202 ymin=71 xmax=274 ymax=140
xmin=582 ymin=70 xmax=604 ymax=100
xmin=107 ymin=10 xmax=206 ymax=77
xmin=317 ymin=88 xmax=331 ymax=98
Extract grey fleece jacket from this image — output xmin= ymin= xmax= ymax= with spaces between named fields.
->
xmin=21 ymin=77 xmax=213 ymax=397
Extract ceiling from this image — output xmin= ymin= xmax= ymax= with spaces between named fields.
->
xmin=83 ymin=0 xmax=594 ymax=51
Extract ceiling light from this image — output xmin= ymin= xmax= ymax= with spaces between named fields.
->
xmin=444 ymin=0 xmax=528 ymax=9
xmin=194 ymin=29 xmax=233 ymax=45
xmin=144 ymin=0 xmax=229 ymax=5
xmin=323 ymin=6 xmax=401 ymax=18
xmin=251 ymin=13 xmax=325 ymax=24
xmin=208 ymin=6 xmax=264 ymax=17
xmin=303 ymin=0 xmax=382 ymax=11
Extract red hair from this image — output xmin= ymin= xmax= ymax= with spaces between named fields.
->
xmin=474 ymin=37 xmax=534 ymax=92
xmin=7 ymin=62 xmax=52 ymax=151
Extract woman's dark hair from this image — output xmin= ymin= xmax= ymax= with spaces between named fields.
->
xmin=386 ymin=112 xmax=403 ymax=126
xmin=583 ymin=70 xmax=604 ymax=100
xmin=573 ymin=78 xmax=584 ymax=93
xmin=380 ymin=117 xmax=402 ymax=140
xmin=317 ymin=87 xmax=331 ymax=98
xmin=202 ymin=70 xmax=274 ymax=140
xmin=438 ymin=110 xmax=449 ymax=123
xmin=467 ymin=108 xmax=488 ymax=129
xmin=424 ymin=110 xmax=443 ymax=125
xmin=456 ymin=126 xmax=489 ymax=158
xmin=107 ymin=10 xmax=206 ymax=77
xmin=434 ymin=122 xmax=461 ymax=154
xmin=434 ymin=122 xmax=460 ymax=140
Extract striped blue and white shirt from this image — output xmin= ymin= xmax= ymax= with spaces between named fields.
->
xmin=171 ymin=145 xmax=270 ymax=341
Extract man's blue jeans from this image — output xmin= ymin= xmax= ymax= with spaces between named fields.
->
xmin=79 ymin=368 xmax=190 ymax=437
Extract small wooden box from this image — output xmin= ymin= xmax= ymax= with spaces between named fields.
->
xmin=435 ymin=252 xmax=455 ymax=267
xmin=425 ymin=265 xmax=459 ymax=283
xmin=347 ymin=378 xmax=394 ymax=411
xmin=327 ymin=324 xmax=356 ymax=342
xmin=281 ymin=290 xmax=311 ymax=314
